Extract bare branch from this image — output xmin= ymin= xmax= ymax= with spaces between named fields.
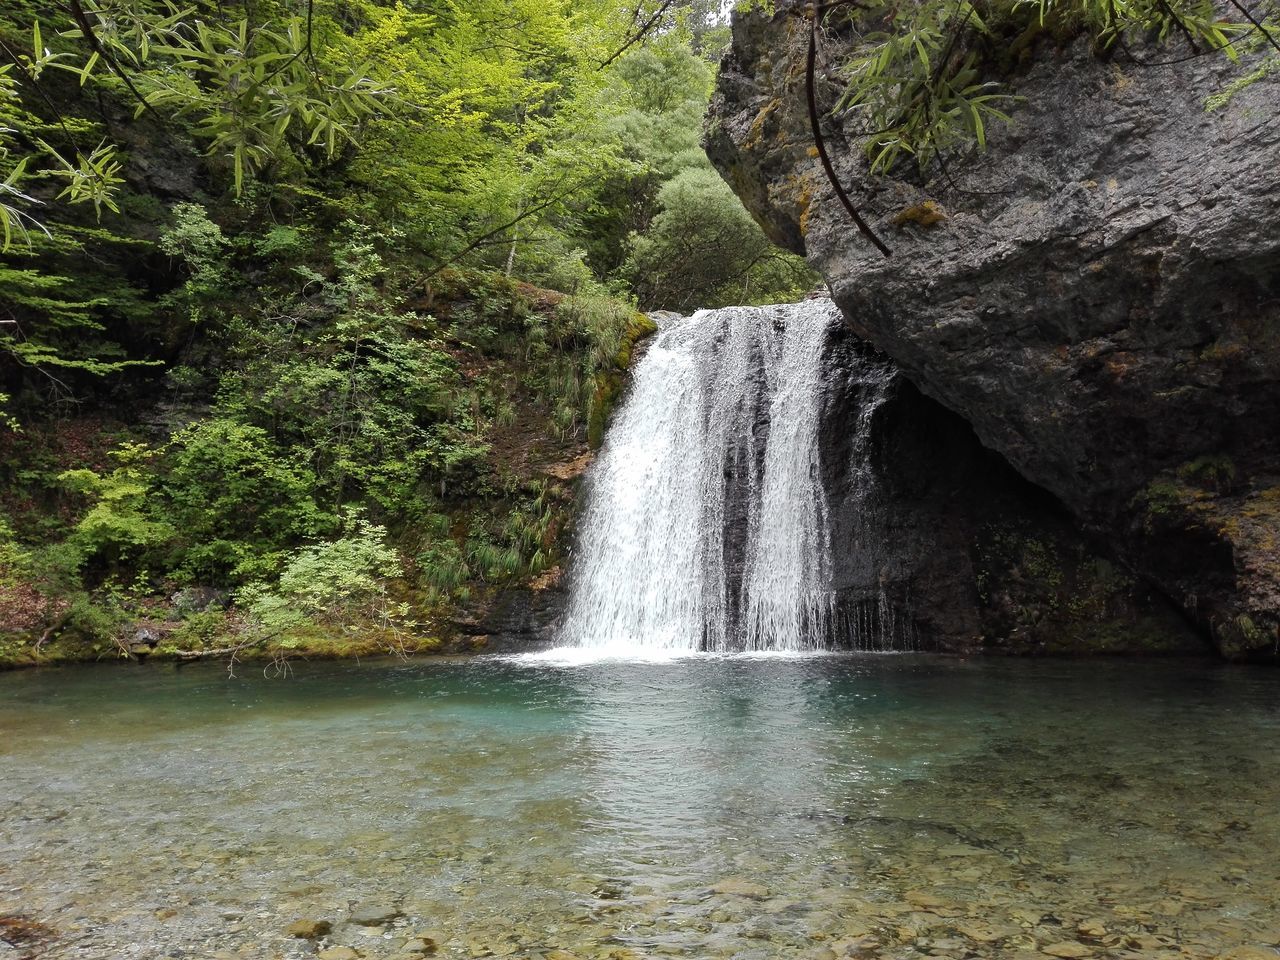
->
xmin=803 ymin=10 xmax=891 ymax=258
xmin=59 ymin=0 xmax=166 ymax=122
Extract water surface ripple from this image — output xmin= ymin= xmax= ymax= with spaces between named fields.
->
xmin=2 ymin=656 xmax=1278 ymax=959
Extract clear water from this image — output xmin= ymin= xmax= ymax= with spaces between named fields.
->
xmin=3 ymin=656 xmax=1280 ymax=959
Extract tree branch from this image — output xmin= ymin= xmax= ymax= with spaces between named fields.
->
xmin=599 ymin=0 xmax=676 ymax=69
xmin=1155 ymin=0 xmax=1202 ymax=53
xmin=421 ymin=175 xmax=602 ymax=281
xmin=1226 ymin=0 xmax=1280 ymax=54
xmin=804 ymin=10 xmax=891 ymax=258
xmin=60 ymin=0 xmax=166 ymax=122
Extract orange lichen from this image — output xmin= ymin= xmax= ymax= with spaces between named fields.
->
xmin=892 ymin=200 xmax=948 ymax=227
xmin=744 ymin=99 xmax=780 ymax=150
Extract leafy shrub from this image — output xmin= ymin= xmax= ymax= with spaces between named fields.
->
xmin=254 ymin=225 xmax=310 ymax=260
xmin=160 ymin=419 xmax=332 ymax=583
xmin=159 ymin=203 xmax=231 ymax=318
xmin=58 ymin=443 xmax=175 ymax=574
xmin=167 ymin=609 xmax=229 ymax=651
xmin=415 ymin=535 xmax=472 ymax=602
xmin=238 ymin=516 xmax=407 ymax=635
xmin=0 ymin=512 xmax=30 ymax=587
xmin=61 ymin=593 xmax=126 ymax=646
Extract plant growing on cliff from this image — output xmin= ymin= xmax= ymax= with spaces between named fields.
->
xmin=783 ymin=0 xmax=1279 ymax=255
xmin=835 ymin=0 xmax=1279 ymax=167
xmin=835 ymin=0 xmax=1015 ymax=175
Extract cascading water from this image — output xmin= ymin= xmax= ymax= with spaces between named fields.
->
xmin=560 ymin=299 xmax=858 ymax=654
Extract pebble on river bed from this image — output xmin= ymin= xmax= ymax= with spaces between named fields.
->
xmin=1040 ymin=943 xmax=1093 ymax=958
xmin=348 ymin=902 xmax=403 ymax=925
xmin=709 ymin=878 xmax=770 ymax=899
xmin=286 ymin=918 xmax=332 ymax=938
xmin=398 ymin=936 xmax=438 ymax=954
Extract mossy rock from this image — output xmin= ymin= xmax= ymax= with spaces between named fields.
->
xmin=588 ymin=312 xmax=658 ymax=450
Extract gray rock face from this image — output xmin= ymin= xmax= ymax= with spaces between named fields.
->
xmin=460 ymin=580 xmax=567 ymax=653
xmin=707 ymin=11 xmax=1280 ymax=657
xmin=819 ymin=329 xmax=1201 ymax=655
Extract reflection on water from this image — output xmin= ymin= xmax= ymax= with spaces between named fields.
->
xmin=1 ymin=656 xmax=1279 ymax=959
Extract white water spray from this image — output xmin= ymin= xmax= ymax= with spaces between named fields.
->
xmin=559 ymin=300 xmax=843 ymax=654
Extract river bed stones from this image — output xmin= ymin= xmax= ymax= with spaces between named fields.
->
xmin=349 ymin=902 xmax=403 ymax=926
xmin=286 ymin=918 xmax=331 ymax=938
xmin=8 ymin=661 xmax=1280 ymax=960
xmin=709 ymin=878 xmax=770 ymax=899
xmin=1040 ymin=942 xmax=1094 ymax=958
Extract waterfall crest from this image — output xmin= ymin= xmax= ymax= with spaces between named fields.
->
xmin=560 ymin=300 xmax=854 ymax=654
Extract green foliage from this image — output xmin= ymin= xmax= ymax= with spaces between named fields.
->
xmin=837 ymin=0 xmax=1013 ymax=173
xmin=1206 ymin=53 xmax=1280 ymax=109
xmin=0 ymin=0 xmax=832 ymax=662
xmin=254 ymin=224 xmax=309 ymax=260
xmin=218 ymin=302 xmax=483 ymax=510
xmin=58 ymin=443 xmax=174 ymax=570
xmin=158 ymin=203 xmax=228 ymax=282
xmin=1019 ymin=0 xmax=1249 ymax=50
xmin=568 ymin=39 xmax=814 ymax=305
xmin=42 ymin=1 xmax=394 ymax=193
xmin=0 ymin=512 xmax=31 ymax=586
xmin=0 ymin=188 xmax=168 ymax=419
xmin=624 ymin=167 xmax=815 ymax=310
xmin=157 ymin=202 xmax=232 ymax=320
xmin=61 ymin=592 xmax=127 ymax=645
xmin=1177 ymin=454 xmax=1237 ymax=492
xmin=160 ymin=419 xmax=332 ymax=583
xmin=0 ymin=63 xmax=45 ymax=251
xmin=238 ymin=514 xmax=407 ymax=635
xmin=167 ymin=608 xmax=227 ymax=649
xmin=38 ymin=139 xmax=125 ymax=218
xmin=415 ymin=531 xmax=472 ymax=604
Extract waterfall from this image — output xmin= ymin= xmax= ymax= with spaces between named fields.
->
xmin=560 ymin=299 xmax=857 ymax=654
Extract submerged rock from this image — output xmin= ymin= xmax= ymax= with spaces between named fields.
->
xmin=710 ymin=878 xmax=771 ymax=899
xmin=170 ymin=586 xmax=227 ymax=615
xmin=285 ymin=918 xmax=331 ymax=938
xmin=1040 ymin=943 xmax=1094 ymax=958
xmin=398 ymin=936 xmax=438 ymax=955
xmin=707 ymin=9 xmax=1280 ymax=657
xmin=348 ymin=902 xmax=402 ymax=926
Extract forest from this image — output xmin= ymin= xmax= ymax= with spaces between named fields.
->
xmin=0 ymin=0 xmax=815 ymax=666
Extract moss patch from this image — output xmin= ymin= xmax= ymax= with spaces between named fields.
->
xmin=974 ymin=521 xmax=1202 ymax=656
xmin=588 ymin=312 xmax=658 ymax=450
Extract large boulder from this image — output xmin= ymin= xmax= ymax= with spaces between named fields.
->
xmin=707 ymin=8 xmax=1280 ymax=657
